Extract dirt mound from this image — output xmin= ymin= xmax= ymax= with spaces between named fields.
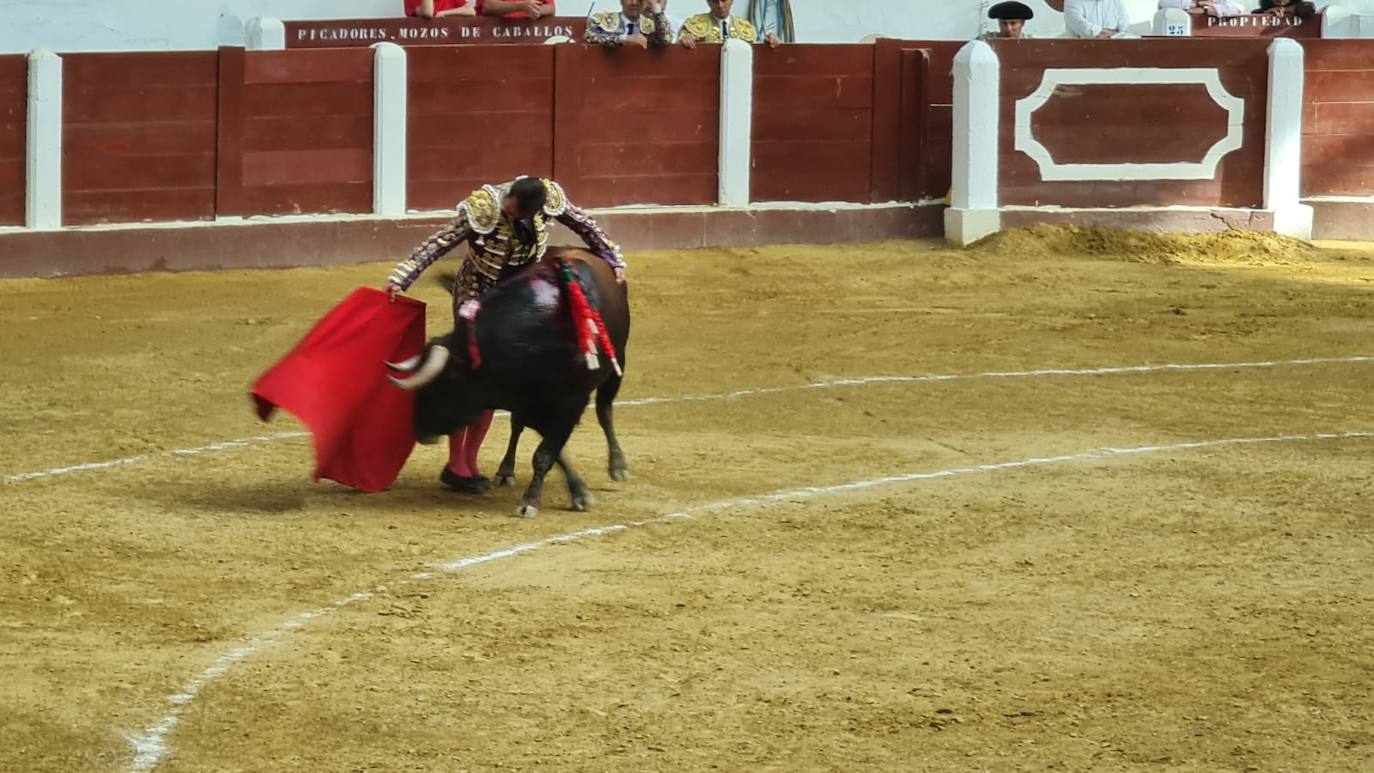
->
xmin=970 ymin=224 xmax=1321 ymax=266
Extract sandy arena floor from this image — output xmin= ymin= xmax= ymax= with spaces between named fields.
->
xmin=2 ymin=226 xmax=1373 ymax=772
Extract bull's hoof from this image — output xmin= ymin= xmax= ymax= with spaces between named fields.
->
xmin=493 ymin=472 xmax=517 ymax=488
xmin=571 ymin=490 xmax=597 ymax=512
xmin=514 ymin=503 xmax=540 ymax=519
xmin=609 ymin=467 xmax=631 ymax=482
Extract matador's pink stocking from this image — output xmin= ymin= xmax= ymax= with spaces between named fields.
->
xmin=446 ymin=431 xmax=473 ymax=478
xmin=463 ymin=410 xmax=495 ymax=477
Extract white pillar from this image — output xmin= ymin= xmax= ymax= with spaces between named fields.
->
xmin=372 ymin=42 xmax=407 ymax=216
xmin=718 ymin=38 xmax=753 ymax=208
xmin=245 ymin=17 xmax=287 ymax=51
xmin=26 ymin=48 xmax=61 ymax=231
xmin=1264 ymin=38 xmax=1312 ymax=240
xmin=944 ymin=40 xmax=999 ymax=246
xmin=1152 ymin=8 xmax=1192 ymax=36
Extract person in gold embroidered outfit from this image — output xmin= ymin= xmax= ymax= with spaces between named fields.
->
xmin=679 ymin=0 xmax=780 ymax=48
xmin=585 ymin=0 xmax=674 ymax=47
xmin=385 ymin=176 xmax=626 ymax=493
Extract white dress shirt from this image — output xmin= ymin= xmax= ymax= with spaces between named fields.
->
xmin=1065 ymin=0 xmax=1133 ymax=37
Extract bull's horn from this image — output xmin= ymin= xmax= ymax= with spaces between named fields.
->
xmin=385 ymin=354 xmax=423 ymax=372
xmin=388 ymin=345 xmax=450 ymax=391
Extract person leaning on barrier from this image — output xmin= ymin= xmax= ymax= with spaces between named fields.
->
xmin=586 ymin=0 xmax=673 ymax=48
xmin=746 ymin=0 xmax=795 ymax=44
xmin=679 ymin=0 xmax=781 ymax=49
xmin=1254 ymin=0 xmax=1316 ymax=18
xmin=981 ymin=1 xmax=1033 ymax=38
xmin=1157 ymin=0 xmax=1247 ymax=18
xmin=1064 ymin=0 xmax=1131 ymax=38
xmin=658 ymin=0 xmax=685 ymax=39
xmin=405 ymin=0 xmax=477 ymax=17
xmin=478 ymin=0 xmax=553 ymax=18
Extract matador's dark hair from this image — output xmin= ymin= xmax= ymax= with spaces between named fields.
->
xmin=509 ymin=176 xmax=548 ymax=219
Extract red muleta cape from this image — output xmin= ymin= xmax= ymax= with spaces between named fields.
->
xmin=251 ymin=288 xmax=426 ymax=493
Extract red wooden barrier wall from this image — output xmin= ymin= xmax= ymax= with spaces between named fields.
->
xmin=870 ymin=39 xmax=959 ymax=203
xmin=407 ymin=46 xmax=555 ymax=211
xmin=752 ymin=45 xmax=874 ymax=203
xmin=553 ymin=45 xmax=719 ymax=209
xmin=750 ymin=41 xmax=951 ymax=205
xmin=915 ymin=41 xmax=959 ymax=201
xmin=217 ymin=47 xmax=374 ymax=216
xmin=995 ymin=39 xmax=1269 ymax=209
xmin=62 ymin=52 xmax=218 ymax=226
xmin=23 ymin=41 xmax=950 ymax=227
xmin=0 ymin=55 xmax=24 ymax=227
xmin=1301 ymin=41 xmax=1374 ymax=197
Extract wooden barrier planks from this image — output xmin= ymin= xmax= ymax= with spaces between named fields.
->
xmin=0 ymin=55 xmax=24 ymax=226
xmin=553 ymin=45 xmax=719 ymax=209
xmin=751 ymin=44 xmax=874 ymax=203
xmin=1301 ymin=40 xmax=1374 ymax=197
xmin=407 ymin=45 xmax=555 ymax=211
xmin=218 ymin=47 xmax=374 ymax=217
xmin=61 ymin=52 xmax=218 ymax=225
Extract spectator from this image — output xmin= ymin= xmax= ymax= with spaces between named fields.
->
xmin=680 ymin=0 xmax=779 ymax=48
xmin=983 ymin=1 xmax=1033 ymax=38
xmin=1158 ymin=0 xmax=1247 ymax=17
xmin=1254 ymin=0 xmax=1316 ymax=18
xmin=746 ymin=0 xmax=795 ymax=44
xmin=405 ymin=0 xmax=477 ymax=17
xmin=586 ymin=0 xmax=673 ymax=47
xmin=659 ymin=0 xmax=685 ymax=38
xmin=478 ymin=0 xmax=554 ymax=18
xmin=1064 ymin=0 xmax=1131 ymax=38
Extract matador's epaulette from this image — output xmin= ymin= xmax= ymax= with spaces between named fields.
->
xmin=458 ymin=185 xmax=501 ymax=234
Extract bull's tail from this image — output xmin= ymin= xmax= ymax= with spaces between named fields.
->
xmin=554 ymin=258 xmax=622 ymax=377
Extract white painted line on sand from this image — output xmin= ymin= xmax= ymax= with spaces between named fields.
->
xmin=125 ymin=429 xmax=1374 ymax=772
xmin=616 ymin=355 xmax=1374 ymax=406
xmin=3 ymin=433 xmax=308 ymax=483
xmin=10 ymin=354 xmax=1373 ymax=486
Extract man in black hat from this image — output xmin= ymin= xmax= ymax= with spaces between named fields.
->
xmin=984 ymin=0 xmax=1033 ymax=38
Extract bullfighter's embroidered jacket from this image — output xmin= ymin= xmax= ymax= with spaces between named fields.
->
xmin=389 ymin=178 xmax=624 ymax=303
xmin=585 ymin=9 xmax=673 ymax=45
xmin=679 ymin=13 xmax=757 ymax=43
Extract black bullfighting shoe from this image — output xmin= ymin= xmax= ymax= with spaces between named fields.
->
xmin=440 ymin=468 xmax=492 ymax=494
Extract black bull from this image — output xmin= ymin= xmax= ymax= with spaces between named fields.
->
xmin=388 ymin=249 xmax=630 ymax=517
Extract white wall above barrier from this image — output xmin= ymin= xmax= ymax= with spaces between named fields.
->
xmin=0 ymin=0 xmax=1267 ymax=53
xmin=1322 ymin=5 xmax=1374 ymax=36
xmin=245 ymin=17 xmax=287 ymax=51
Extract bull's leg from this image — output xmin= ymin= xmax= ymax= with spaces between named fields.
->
xmin=494 ymin=417 xmax=525 ymax=488
xmin=516 ymin=405 xmax=583 ymax=519
xmin=555 ymin=455 xmax=595 ymax=512
xmin=596 ymin=375 xmax=629 ymax=482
